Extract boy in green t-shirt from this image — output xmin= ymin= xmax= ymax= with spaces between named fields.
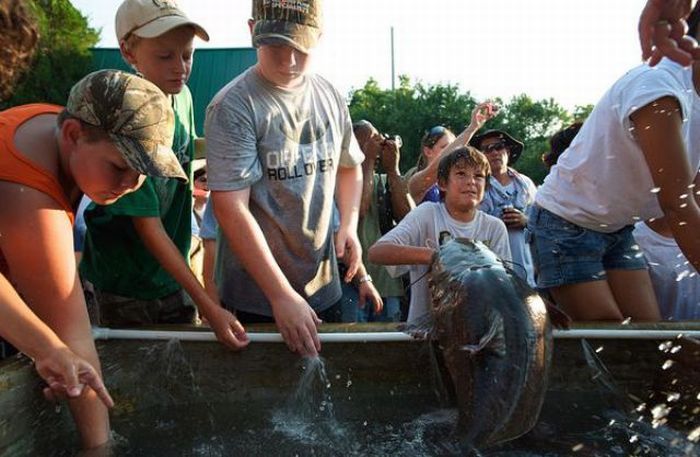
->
xmin=80 ymin=0 xmax=248 ymax=350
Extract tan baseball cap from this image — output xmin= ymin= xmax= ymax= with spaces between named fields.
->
xmin=66 ymin=70 xmax=187 ymax=182
xmin=115 ymin=0 xmax=209 ymax=42
xmin=252 ymin=0 xmax=322 ymax=53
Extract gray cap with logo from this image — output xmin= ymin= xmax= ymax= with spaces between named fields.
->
xmin=66 ymin=69 xmax=187 ymax=182
xmin=252 ymin=0 xmax=322 ymax=53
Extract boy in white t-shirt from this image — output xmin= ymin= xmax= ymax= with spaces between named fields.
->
xmin=530 ymin=5 xmax=700 ymax=322
xmin=368 ymin=146 xmax=511 ymax=325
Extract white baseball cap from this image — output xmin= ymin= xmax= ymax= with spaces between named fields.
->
xmin=115 ymin=0 xmax=209 ymax=42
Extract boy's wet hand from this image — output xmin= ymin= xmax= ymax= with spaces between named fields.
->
xmin=36 ymin=347 xmax=114 ymax=408
xmin=272 ymin=293 xmax=321 ymax=357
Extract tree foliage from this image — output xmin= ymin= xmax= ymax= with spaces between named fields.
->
xmin=348 ymin=77 xmax=591 ymax=184
xmin=1 ymin=0 xmax=99 ymax=109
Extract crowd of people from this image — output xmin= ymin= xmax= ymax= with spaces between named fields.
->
xmin=1 ymin=0 xmax=699 ymax=450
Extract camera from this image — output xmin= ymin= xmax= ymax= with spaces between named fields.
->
xmin=381 ymin=133 xmax=403 ymax=148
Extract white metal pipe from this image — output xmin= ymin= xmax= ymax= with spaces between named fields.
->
xmin=92 ymin=327 xmax=700 ymax=343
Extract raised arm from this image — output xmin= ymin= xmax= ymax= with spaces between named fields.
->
xmin=639 ymin=0 xmax=699 ymax=66
xmin=212 ymin=189 xmax=322 ymax=356
xmin=131 ymin=216 xmax=248 ymax=350
xmin=408 ymin=101 xmax=498 ymax=202
xmin=380 ymin=139 xmax=414 ymax=221
xmin=631 ymin=95 xmax=700 ymax=271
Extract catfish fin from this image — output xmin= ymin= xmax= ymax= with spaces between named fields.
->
xmin=460 ymin=313 xmax=506 ymax=357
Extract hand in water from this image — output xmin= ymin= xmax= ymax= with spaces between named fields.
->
xmin=36 ymin=346 xmax=114 ymax=408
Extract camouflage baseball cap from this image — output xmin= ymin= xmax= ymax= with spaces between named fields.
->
xmin=66 ymin=70 xmax=187 ymax=182
xmin=252 ymin=0 xmax=322 ymax=53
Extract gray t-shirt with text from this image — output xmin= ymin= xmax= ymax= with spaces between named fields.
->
xmin=205 ymin=67 xmax=363 ymax=316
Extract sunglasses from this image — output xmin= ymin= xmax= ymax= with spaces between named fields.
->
xmin=423 ymin=125 xmax=447 ymax=147
xmin=482 ymin=141 xmax=508 ymax=153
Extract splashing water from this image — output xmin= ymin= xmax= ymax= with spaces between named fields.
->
xmin=271 ymin=357 xmax=351 ymax=451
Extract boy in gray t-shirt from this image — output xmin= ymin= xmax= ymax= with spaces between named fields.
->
xmin=205 ymin=0 xmax=364 ymax=357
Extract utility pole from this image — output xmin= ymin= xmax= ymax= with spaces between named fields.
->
xmin=390 ymin=26 xmax=395 ymax=90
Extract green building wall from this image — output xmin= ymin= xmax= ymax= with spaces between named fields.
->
xmin=91 ymin=48 xmax=257 ymax=136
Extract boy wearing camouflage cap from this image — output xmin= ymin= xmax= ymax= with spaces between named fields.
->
xmin=0 ymin=70 xmax=181 ymax=449
xmin=80 ymin=0 xmax=249 ymax=350
xmin=206 ymin=0 xmax=364 ymax=357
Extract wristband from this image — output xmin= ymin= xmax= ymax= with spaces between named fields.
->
xmin=357 ymin=274 xmax=373 ymax=284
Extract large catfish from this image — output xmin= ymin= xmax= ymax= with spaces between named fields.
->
xmin=428 ymin=237 xmax=553 ymax=451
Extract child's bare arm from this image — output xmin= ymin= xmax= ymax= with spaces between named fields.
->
xmin=131 ymin=216 xmax=248 ymax=350
xmin=0 ymin=183 xmax=110 ymax=449
xmin=368 ymin=242 xmax=434 ymax=266
xmin=631 ymin=95 xmax=700 ymax=272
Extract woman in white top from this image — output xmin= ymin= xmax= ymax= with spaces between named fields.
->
xmin=530 ymin=6 xmax=700 ymax=321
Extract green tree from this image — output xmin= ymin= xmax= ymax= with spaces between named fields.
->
xmin=349 ymin=78 xmax=575 ymax=183
xmin=2 ymin=0 xmax=100 ymax=109
xmin=349 ymin=76 xmax=478 ymax=172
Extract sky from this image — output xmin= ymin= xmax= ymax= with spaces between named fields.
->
xmin=71 ymin=0 xmax=648 ymax=111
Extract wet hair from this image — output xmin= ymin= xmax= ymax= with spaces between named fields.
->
xmin=542 ymin=122 xmax=582 ymax=169
xmin=437 ymin=146 xmax=491 ymax=187
xmin=0 ymin=0 xmax=39 ymax=102
xmin=56 ymin=110 xmax=112 ymax=144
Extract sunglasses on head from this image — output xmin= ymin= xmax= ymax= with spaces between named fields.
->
xmin=483 ymin=141 xmax=508 ymax=153
xmin=423 ymin=125 xmax=447 ymax=147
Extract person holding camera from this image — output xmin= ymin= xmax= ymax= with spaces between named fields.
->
xmin=351 ymin=120 xmax=414 ymax=322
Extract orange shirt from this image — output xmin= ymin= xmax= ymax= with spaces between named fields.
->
xmin=0 ymin=104 xmax=75 ymax=277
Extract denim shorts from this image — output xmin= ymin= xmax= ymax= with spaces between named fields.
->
xmin=527 ymin=205 xmax=647 ymax=288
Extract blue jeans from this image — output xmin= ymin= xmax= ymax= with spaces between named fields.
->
xmin=527 ymin=205 xmax=647 ymax=289
xmin=340 ymin=282 xmax=402 ymax=323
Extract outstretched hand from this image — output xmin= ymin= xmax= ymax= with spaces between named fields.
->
xmin=204 ymin=306 xmax=250 ymax=351
xmin=639 ymin=0 xmax=700 ymax=66
xmin=272 ymin=291 xmax=322 ymax=357
xmin=36 ymin=346 xmax=114 ymax=408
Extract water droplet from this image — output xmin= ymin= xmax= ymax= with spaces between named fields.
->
xmin=650 ymin=187 xmax=661 ymax=194
xmin=363 ymin=420 xmax=368 ymax=426
xmin=636 ymin=403 xmax=647 ymax=412
xmin=658 ymin=341 xmax=672 ymax=352
xmin=572 ymin=443 xmax=584 ymax=452
xmin=346 ymin=380 xmax=352 ymax=388
xmin=630 ymin=435 xmax=639 ymax=443
xmin=680 ymin=193 xmax=689 ymax=199
xmin=667 ymin=392 xmax=681 ymax=402
xmin=595 ymin=346 xmax=604 ymax=353
xmin=622 ymin=317 xmax=632 ymax=325
xmin=689 ymin=425 xmax=700 ymax=442
xmin=678 ymin=221 xmax=688 ymax=226
xmin=662 ymin=360 xmax=675 ymax=370
xmin=608 ymin=419 xmax=616 ymax=426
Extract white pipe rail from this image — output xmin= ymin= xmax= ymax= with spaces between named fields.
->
xmin=92 ymin=327 xmax=700 ymax=343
